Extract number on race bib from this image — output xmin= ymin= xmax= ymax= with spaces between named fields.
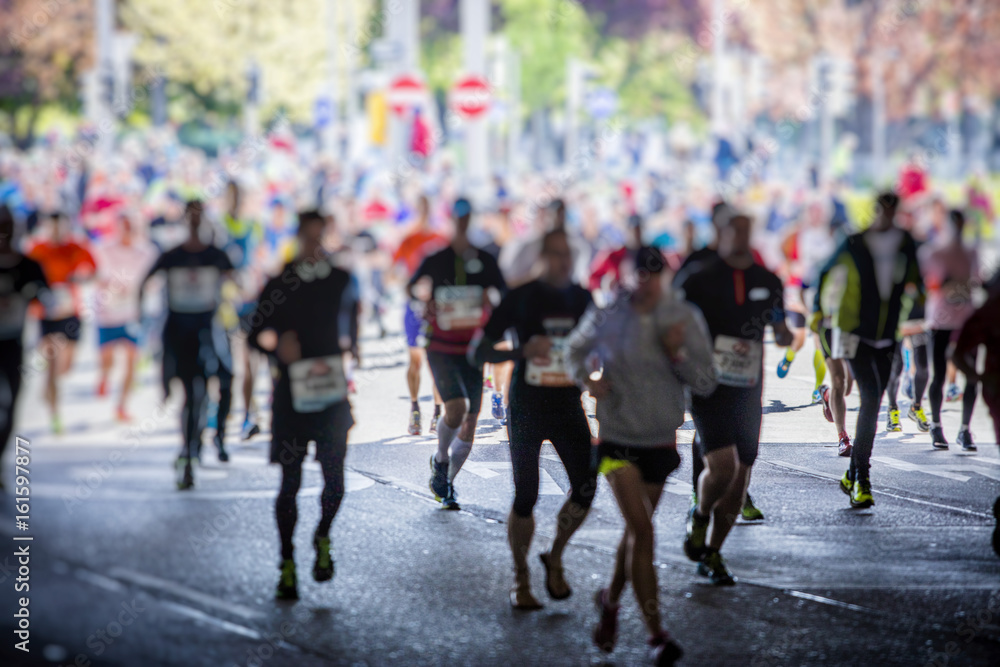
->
xmin=712 ymin=335 xmax=763 ymax=388
xmin=525 ymin=317 xmax=577 ymax=387
xmin=168 ymin=267 xmax=221 ymax=313
xmin=830 ymin=328 xmax=860 ymax=360
xmin=289 ymin=355 xmax=347 ymax=413
xmin=435 ymin=285 xmax=483 ymax=331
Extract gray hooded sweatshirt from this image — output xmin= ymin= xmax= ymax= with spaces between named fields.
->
xmin=565 ymin=288 xmax=717 ymax=447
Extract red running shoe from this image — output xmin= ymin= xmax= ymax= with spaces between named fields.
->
xmin=838 ymin=431 xmax=852 ymax=457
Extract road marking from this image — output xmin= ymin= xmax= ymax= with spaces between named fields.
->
xmin=786 ymin=590 xmax=877 ymax=613
xmin=75 ymin=569 xmax=128 ymax=594
xmin=873 ymin=456 xmax=1000 ymax=482
xmin=462 ymin=461 xmax=562 ymax=495
xmin=766 ymin=460 xmax=993 ymax=519
xmin=159 ymin=600 xmax=265 ymax=641
xmin=107 ymin=567 xmax=264 ymax=621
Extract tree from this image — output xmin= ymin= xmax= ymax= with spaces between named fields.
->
xmin=0 ymin=0 xmax=93 ymax=147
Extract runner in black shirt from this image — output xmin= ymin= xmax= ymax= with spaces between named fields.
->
xmin=408 ymin=197 xmax=507 ymax=510
xmin=473 ymin=228 xmax=596 ymax=610
xmin=679 ymin=212 xmax=792 ymax=585
xmin=140 ymin=200 xmax=234 ymax=490
xmin=247 ymin=210 xmax=358 ymax=601
xmin=0 ymin=205 xmax=48 ymax=489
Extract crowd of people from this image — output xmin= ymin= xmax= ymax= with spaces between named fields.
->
xmin=1 ymin=130 xmax=999 ymax=665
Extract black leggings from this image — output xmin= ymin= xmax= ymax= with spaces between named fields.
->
xmin=0 ymin=344 xmax=23 ymax=463
xmin=847 ymin=342 xmax=896 ymax=482
xmin=276 ymin=438 xmax=348 ymax=561
xmin=507 ymin=405 xmax=596 ymax=518
xmin=928 ymin=329 xmax=978 ymax=427
xmin=180 ymin=374 xmax=208 ymax=461
xmin=887 ymin=335 xmax=929 ymax=410
xmin=215 ymin=364 xmax=233 ymax=444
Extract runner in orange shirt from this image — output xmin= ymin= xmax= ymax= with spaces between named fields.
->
xmin=392 ymin=195 xmax=447 ymax=436
xmin=27 ymin=211 xmax=97 ymax=433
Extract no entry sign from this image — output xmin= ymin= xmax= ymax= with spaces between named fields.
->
xmin=449 ymin=75 xmax=491 ymax=119
xmin=387 ymin=74 xmax=425 ymax=116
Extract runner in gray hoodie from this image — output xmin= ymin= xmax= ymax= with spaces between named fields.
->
xmin=566 ymin=246 xmax=716 ymax=666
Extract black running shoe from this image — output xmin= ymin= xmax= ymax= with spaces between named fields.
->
xmin=313 ymin=534 xmax=334 ymax=582
xmin=957 ymin=428 xmax=976 ymax=452
xmin=592 ymin=588 xmax=619 ymax=653
xmin=276 ymin=558 xmax=298 ymax=600
xmin=649 ymin=631 xmax=684 ymax=666
xmin=215 ymin=434 xmax=229 ymax=463
xmin=931 ymin=426 xmax=949 ymax=449
xmin=429 ymin=455 xmax=449 ymax=500
xmin=442 ymin=483 xmax=461 ymax=510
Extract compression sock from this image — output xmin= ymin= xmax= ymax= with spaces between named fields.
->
xmin=448 ymin=438 xmax=474 ymax=482
xmin=813 ymin=349 xmax=826 ymax=389
xmin=411 ymin=400 xmax=420 ymax=412
xmin=436 ymin=416 xmax=458 ymax=464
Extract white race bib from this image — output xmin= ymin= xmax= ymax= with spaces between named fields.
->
xmin=46 ymin=284 xmax=75 ymax=320
xmin=831 ymin=328 xmax=860 ymax=360
xmin=168 ymin=267 xmax=220 ymax=313
xmin=435 ymin=285 xmax=483 ymax=331
xmin=289 ymin=355 xmax=347 ymax=413
xmin=0 ymin=292 xmax=26 ymax=340
xmin=525 ymin=317 xmax=577 ymax=387
xmin=713 ymin=335 xmax=763 ymax=388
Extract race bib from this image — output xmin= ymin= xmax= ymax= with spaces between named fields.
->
xmin=713 ymin=335 xmax=763 ymax=388
xmin=289 ymin=355 xmax=347 ymax=413
xmin=168 ymin=267 xmax=220 ymax=313
xmin=46 ymin=284 xmax=75 ymax=320
xmin=526 ymin=317 xmax=577 ymax=387
xmin=435 ymin=285 xmax=483 ymax=331
xmin=831 ymin=328 xmax=860 ymax=360
xmin=0 ymin=292 xmax=26 ymax=340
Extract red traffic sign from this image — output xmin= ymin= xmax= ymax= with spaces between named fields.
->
xmin=449 ymin=75 xmax=491 ymax=119
xmin=387 ymin=74 xmax=425 ymax=116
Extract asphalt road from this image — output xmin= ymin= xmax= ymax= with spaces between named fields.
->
xmin=1 ymin=310 xmax=999 ymax=666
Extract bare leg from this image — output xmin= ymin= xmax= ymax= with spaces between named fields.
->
xmin=707 ymin=464 xmax=752 ymax=549
xmin=118 ymin=342 xmax=138 ymax=415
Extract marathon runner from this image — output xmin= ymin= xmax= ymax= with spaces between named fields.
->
xmin=221 ymin=181 xmax=265 ymax=441
xmin=140 ymin=200 xmax=234 ymax=489
xmin=952 ymin=271 xmax=1000 ymax=556
xmin=813 ymin=192 xmax=923 ymax=508
xmin=567 ymin=245 xmax=714 ymax=665
xmin=247 ymin=209 xmax=358 ymax=601
xmin=0 ymin=205 xmax=48 ymax=488
xmin=922 ymin=209 xmax=980 ymax=450
xmin=92 ymin=211 xmax=156 ymax=422
xmin=391 ymin=195 xmax=446 ymax=436
xmin=679 ymin=212 xmax=793 ymax=585
xmin=409 ymin=197 xmax=506 ymax=510
xmin=27 ymin=211 xmax=97 ymax=434
xmin=472 ymin=228 xmax=597 ymax=610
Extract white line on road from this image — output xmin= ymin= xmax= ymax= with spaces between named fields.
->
xmin=766 ymin=460 xmax=993 ymax=519
xmin=785 ymin=590 xmax=877 ymax=613
xmin=75 ymin=569 xmax=128 ymax=594
xmin=107 ymin=567 xmax=264 ymax=621
xmin=462 ymin=461 xmax=562 ymax=495
xmin=158 ymin=600 xmax=263 ymax=640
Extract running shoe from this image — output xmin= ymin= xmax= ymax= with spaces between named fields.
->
xmin=741 ymin=493 xmax=764 ymax=521
xmin=811 ymin=388 xmax=824 ymax=405
xmin=408 ymin=410 xmax=422 ymax=436
xmin=648 ymin=631 xmax=684 ymax=666
xmin=907 ymin=405 xmax=930 ymax=432
xmin=241 ymin=418 xmax=260 ymax=440
xmin=485 ymin=374 xmax=494 ymax=391
xmin=429 ymin=413 xmax=439 ymax=435
xmin=945 ymin=383 xmax=962 ymax=403
xmin=275 ymin=558 xmax=298 ymax=600
xmin=592 ymin=588 xmax=619 ymax=653
xmin=819 ymin=385 xmax=834 ymax=423
xmin=428 ymin=455 xmax=449 ymax=500
xmin=839 ymin=471 xmax=853 ymax=496
xmin=850 ymin=479 xmax=874 ymax=508
xmin=491 ymin=392 xmax=505 ymax=421
xmin=51 ymin=415 xmax=63 ymax=435
xmin=215 ymin=434 xmax=229 ymax=463
xmin=115 ymin=406 xmax=131 ymax=423
xmin=957 ymin=428 xmax=976 ymax=452
xmin=930 ymin=425 xmax=949 ymax=449
xmin=500 ymin=405 xmax=508 ymax=427
xmin=902 ymin=374 xmax=914 ymax=401
xmin=838 ymin=431 xmax=852 ymax=457
xmin=697 ymin=550 xmax=736 ymax=585
xmin=312 ymin=534 xmax=334 ymax=582
xmin=776 ymin=356 xmax=792 ymax=379
xmin=175 ymin=458 xmax=194 ymax=490
xmin=442 ymin=483 xmax=461 ymax=510
xmin=683 ymin=506 xmax=709 ymax=561
xmin=886 ymin=408 xmax=902 ymax=432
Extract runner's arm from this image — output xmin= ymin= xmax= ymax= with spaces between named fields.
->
xmin=666 ymin=302 xmax=718 ymax=397
xmin=565 ymin=304 xmax=603 ymax=389
xmin=470 ymin=292 xmax=519 ymax=366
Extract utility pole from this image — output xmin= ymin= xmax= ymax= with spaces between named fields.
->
xmin=95 ymin=0 xmax=115 ymax=154
xmin=461 ymin=0 xmax=490 ymax=202
xmin=324 ymin=0 xmax=341 ymax=161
